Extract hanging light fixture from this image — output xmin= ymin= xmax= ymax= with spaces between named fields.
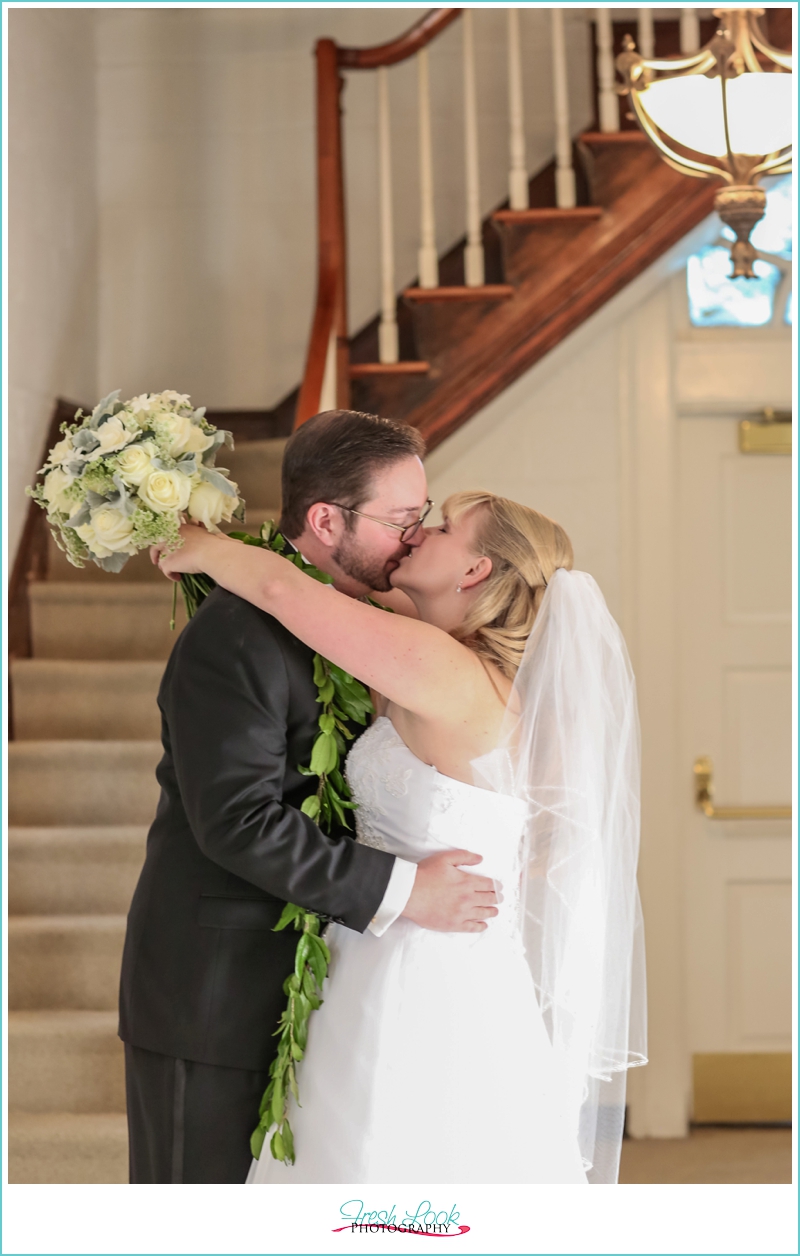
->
xmin=616 ymin=9 xmax=792 ymax=278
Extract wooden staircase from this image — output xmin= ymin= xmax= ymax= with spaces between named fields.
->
xmin=347 ymin=133 xmax=718 ymax=449
xmin=293 ymin=10 xmax=730 ymax=451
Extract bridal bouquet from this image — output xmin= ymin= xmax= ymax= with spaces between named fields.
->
xmin=27 ymin=389 xmax=243 ymax=573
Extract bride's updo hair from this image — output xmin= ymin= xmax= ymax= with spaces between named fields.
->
xmin=444 ymin=490 xmax=573 ymax=679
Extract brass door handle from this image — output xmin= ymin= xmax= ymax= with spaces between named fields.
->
xmin=693 ymin=756 xmax=792 ymax=820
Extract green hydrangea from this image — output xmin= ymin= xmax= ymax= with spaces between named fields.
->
xmin=61 ymin=409 xmax=90 ymax=436
xmin=53 ymin=524 xmax=90 ymax=569
xmin=25 ymin=483 xmax=47 ymax=507
xmin=131 ymin=505 xmax=181 ymax=551
xmin=63 ymin=480 xmax=87 ymax=507
xmin=152 ymin=434 xmax=179 ymax=466
xmin=81 ymin=463 xmax=116 ymax=496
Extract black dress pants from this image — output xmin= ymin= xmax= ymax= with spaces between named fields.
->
xmin=124 ymin=1043 xmax=270 ymax=1183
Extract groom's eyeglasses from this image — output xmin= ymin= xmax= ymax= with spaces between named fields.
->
xmin=327 ymin=498 xmax=434 ymax=543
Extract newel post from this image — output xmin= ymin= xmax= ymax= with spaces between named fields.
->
xmin=320 ymin=38 xmax=350 ymax=409
xmin=296 ymin=39 xmax=349 ymax=426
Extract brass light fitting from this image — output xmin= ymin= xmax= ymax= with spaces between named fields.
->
xmin=617 ymin=10 xmax=792 ymax=279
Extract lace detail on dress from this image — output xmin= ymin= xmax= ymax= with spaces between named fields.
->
xmin=430 ymin=780 xmax=457 ymax=814
xmin=345 ymin=720 xmax=417 ymax=851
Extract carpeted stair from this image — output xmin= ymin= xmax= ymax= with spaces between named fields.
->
xmin=8 ymin=438 xmax=284 ymax=1182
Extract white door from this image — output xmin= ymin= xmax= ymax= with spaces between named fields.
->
xmin=677 ymin=416 xmax=792 ymax=1120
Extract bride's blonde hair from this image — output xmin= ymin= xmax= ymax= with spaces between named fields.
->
xmin=444 ymin=490 xmax=573 ymax=679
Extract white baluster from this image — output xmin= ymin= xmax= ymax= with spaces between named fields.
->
xmin=507 ymin=9 xmax=528 ymax=210
xmin=680 ymin=8 xmax=700 ymax=53
xmin=596 ymin=9 xmax=619 ymax=133
xmin=319 ymin=325 xmax=338 ymax=413
xmin=417 ymin=47 xmax=438 ymax=289
xmin=551 ymin=8 xmax=576 ymax=209
xmin=462 ymin=9 xmax=484 ymax=287
xmin=377 ymin=66 xmax=398 ymax=364
xmin=637 ymin=8 xmax=655 ymax=59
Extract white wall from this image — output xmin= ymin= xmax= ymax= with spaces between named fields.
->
xmin=8 ymin=8 xmax=98 ymax=563
xmin=427 ymin=320 xmax=626 ymax=614
xmin=94 ymin=6 xmax=593 ymax=406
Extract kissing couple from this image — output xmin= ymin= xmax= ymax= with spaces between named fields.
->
xmin=119 ymin=408 xmax=646 ymax=1185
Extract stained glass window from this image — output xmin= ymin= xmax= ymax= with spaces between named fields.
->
xmin=687 ymin=175 xmax=793 ymax=328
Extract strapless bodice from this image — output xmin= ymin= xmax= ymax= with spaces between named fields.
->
xmin=345 ymin=716 xmax=527 ymax=936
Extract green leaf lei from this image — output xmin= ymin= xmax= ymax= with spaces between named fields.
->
xmin=173 ymin=521 xmax=377 ymax=1165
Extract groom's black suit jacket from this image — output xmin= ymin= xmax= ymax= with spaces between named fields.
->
xmin=118 ymin=585 xmax=395 ymax=1072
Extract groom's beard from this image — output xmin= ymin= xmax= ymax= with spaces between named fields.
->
xmin=331 ymin=532 xmax=408 ymax=593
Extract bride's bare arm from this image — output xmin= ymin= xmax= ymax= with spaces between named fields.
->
xmin=158 ymin=526 xmax=482 ymax=719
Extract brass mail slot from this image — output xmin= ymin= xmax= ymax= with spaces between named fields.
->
xmin=739 ymin=408 xmax=792 ymax=455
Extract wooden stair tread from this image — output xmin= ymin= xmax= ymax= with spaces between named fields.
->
xmin=493 ymin=207 xmax=603 ymax=225
xmin=403 ymin=284 xmax=514 ymax=303
xmin=349 ymin=361 xmax=430 ymax=377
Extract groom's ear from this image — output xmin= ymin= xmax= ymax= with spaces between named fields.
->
xmin=305 ymin=502 xmax=343 ymax=549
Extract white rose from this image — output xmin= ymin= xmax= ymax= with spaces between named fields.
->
xmin=85 ymin=415 xmax=131 ymax=461
xmin=187 ymin=479 xmax=239 ymax=532
xmin=154 ymin=411 xmax=194 ymax=458
xmin=138 ymin=467 xmax=192 ymax=514
xmin=182 ymin=423 xmax=215 ymax=455
xmin=75 ymin=505 xmax=136 ymax=558
xmin=47 ymin=436 xmax=74 ymax=467
xmin=42 ymin=467 xmax=75 ymax=516
xmin=114 ymin=441 xmax=157 ymax=487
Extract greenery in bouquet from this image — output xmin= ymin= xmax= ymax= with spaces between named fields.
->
xmin=27 ymin=388 xmax=244 ymax=575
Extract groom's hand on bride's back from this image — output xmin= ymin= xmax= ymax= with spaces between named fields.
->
xmin=401 ymin=850 xmax=498 ymax=933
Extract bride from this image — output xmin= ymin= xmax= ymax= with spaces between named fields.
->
xmin=156 ymin=489 xmax=647 ymax=1185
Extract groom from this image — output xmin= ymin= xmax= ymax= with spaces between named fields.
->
xmin=119 ymin=409 xmax=498 ymax=1183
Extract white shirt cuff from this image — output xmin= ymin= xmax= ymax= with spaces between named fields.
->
xmin=367 ymin=857 xmax=417 ymax=937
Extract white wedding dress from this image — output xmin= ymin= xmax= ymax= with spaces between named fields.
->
xmin=247 ymin=716 xmax=588 ymax=1184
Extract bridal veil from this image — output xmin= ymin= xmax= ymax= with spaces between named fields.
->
xmin=474 ymin=568 xmax=647 ymax=1184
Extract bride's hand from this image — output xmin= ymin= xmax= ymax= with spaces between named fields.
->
xmin=151 ymin=522 xmax=229 ymax=580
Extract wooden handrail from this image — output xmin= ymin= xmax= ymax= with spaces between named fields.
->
xmin=337 ymin=9 xmax=462 ymax=70
xmin=295 ymin=11 xmax=462 ymax=428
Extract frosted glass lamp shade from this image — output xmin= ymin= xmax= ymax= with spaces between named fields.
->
xmin=616 ymin=10 xmax=792 ymax=281
xmin=642 ymin=72 xmax=793 ymax=158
